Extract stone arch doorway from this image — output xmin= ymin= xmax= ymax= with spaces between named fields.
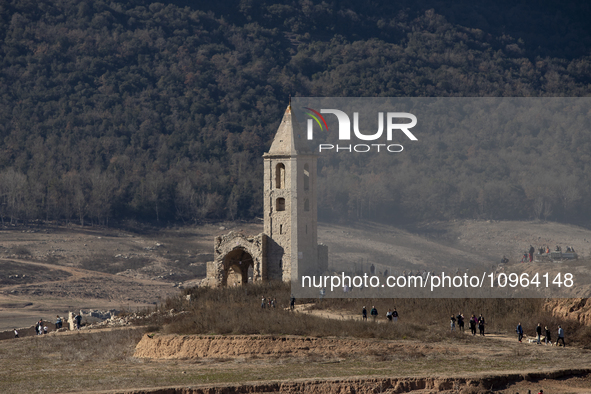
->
xmin=223 ymin=248 xmax=254 ymax=286
xmin=207 ymin=232 xmax=266 ymax=287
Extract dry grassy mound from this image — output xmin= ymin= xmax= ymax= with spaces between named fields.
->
xmin=134 ymin=334 xmax=443 ymax=360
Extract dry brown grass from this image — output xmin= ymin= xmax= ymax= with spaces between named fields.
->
xmin=139 ymin=282 xmax=591 ymax=347
xmin=142 ymin=282 xmax=428 ymax=340
xmin=310 ymin=297 xmax=591 ymax=346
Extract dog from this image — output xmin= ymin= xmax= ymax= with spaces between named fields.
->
xmin=526 ymin=336 xmax=553 ymax=345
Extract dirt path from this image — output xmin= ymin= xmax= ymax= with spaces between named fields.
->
xmin=0 ymin=257 xmax=172 ymax=289
xmin=293 ymin=303 xmax=561 ymax=347
xmin=0 ymin=257 xmax=179 ymax=331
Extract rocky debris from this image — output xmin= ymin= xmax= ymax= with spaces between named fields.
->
xmin=154 ymin=272 xmax=178 ymax=280
xmin=81 ymin=309 xmax=120 ymax=320
xmin=84 ymin=309 xmax=188 ymax=329
xmin=143 ymin=243 xmax=163 ymax=251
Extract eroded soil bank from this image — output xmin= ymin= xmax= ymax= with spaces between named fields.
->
xmin=130 ymin=334 xmax=591 ymax=393
xmin=134 ymin=334 xmax=450 ymax=360
xmin=94 ymin=370 xmax=591 ymax=394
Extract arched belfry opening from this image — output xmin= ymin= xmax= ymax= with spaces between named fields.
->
xmin=223 ymin=248 xmax=254 ymax=286
xmin=276 ymin=163 xmax=285 ymax=189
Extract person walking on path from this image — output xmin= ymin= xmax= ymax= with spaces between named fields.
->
xmin=469 ymin=315 xmax=477 ymax=336
xmin=556 ymin=325 xmax=565 ymax=347
xmin=290 ymin=295 xmax=295 ymax=310
xmin=536 ymin=323 xmax=542 ymax=344
xmin=544 ymin=326 xmax=551 ymax=345
xmin=456 ymin=313 xmax=464 ymax=332
xmin=362 ymin=306 xmax=367 ymax=321
xmin=516 ymin=322 xmax=523 ymax=342
xmin=392 ymin=308 xmax=398 ymax=322
xmin=14 ymin=329 xmax=18 ymax=338
xmin=478 ymin=314 xmax=485 ymax=336
xmin=370 ymin=306 xmax=378 ymax=322
xmin=386 ymin=309 xmax=393 ymax=322
xmin=450 ymin=315 xmax=456 ymax=332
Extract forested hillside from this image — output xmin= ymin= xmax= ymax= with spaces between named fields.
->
xmin=1 ymin=0 xmax=591 ymax=226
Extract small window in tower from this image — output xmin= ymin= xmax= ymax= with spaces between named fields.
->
xmin=280 ymin=224 xmax=283 ymax=234
xmin=303 ymin=164 xmax=310 ymax=191
xmin=276 ymin=198 xmax=285 ymax=211
xmin=276 ymin=163 xmax=285 ymax=189
xmin=304 ymin=198 xmax=310 ymax=211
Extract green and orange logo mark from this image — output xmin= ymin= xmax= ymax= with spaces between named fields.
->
xmin=304 ymin=107 xmax=328 ymax=132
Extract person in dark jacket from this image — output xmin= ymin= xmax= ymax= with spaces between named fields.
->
xmin=370 ymin=306 xmax=378 ymax=322
xmin=478 ymin=314 xmax=485 ymax=336
xmin=544 ymin=326 xmax=551 ymax=345
xmin=456 ymin=312 xmax=464 ymax=332
xmin=516 ymin=322 xmax=523 ymax=342
xmin=469 ymin=315 xmax=477 ymax=336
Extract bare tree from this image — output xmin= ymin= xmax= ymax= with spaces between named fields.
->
xmin=543 ymin=200 xmax=553 ymax=221
xmin=89 ymin=170 xmax=117 ymax=226
xmin=175 ymin=178 xmax=195 ymax=223
xmin=146 ymin=172 xmax=165 ymax=223
xmin=533 ymin=196 xmax=544 ymax=220
xmin=0 ymin=168 xmax=27 ymax=225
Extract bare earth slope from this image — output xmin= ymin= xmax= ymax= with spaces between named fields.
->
xmin=0 ymin=222 xmax=261 ymax=331
xmin=319 ymin=219 xmax=591 ymax=274
xmin=2 ymin=219 xmax=591 ymax=330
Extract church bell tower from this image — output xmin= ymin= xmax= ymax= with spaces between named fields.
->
xmin=263 ymin=103 xmax=320 ymax=282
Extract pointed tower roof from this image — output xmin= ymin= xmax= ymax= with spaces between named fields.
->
xmin=266 ymin=104 xmax=313 ymax=156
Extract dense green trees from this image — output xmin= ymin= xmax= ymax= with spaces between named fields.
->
xmin=0 ymin=0 xmax=590 ymax=226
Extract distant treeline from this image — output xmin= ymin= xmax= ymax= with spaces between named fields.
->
xmin=1 ymin=0 xmax=591 ymax=226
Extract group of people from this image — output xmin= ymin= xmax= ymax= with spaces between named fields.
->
xmin=516 ymin=322 xmax=566 ymax=346
xmin=260 ymin=296 xmax=277 ymax=309
xmin=520 ymin=244 xmax=577 ymax=262
xmin=35 ymin=320 xmax=48 ymax=335
xmin=361 ymin=306 xmax=399 ymax=322
xmin=13 ymin=314 xmax=73 ymax=339
xmin=450 ymin=313 xmax=485 ymax=336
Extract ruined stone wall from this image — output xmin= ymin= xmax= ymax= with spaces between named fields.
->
xmin=206 ymin=232 xmax=266 ymax=287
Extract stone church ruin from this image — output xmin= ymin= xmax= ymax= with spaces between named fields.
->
xmin=206 ymin=104 xmax=328 ymax=286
